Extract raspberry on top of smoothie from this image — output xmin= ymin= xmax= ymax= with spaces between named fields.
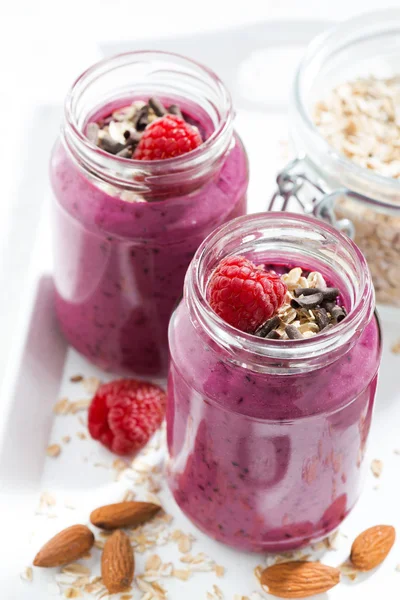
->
xmin=208 ymin=257 xmax=347 ymax=339
xmin=87 ymin=97 xmax=203 ymax=161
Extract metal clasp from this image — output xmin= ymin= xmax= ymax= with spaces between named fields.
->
xmin=269 ymin=157 xmax=355 ymax=239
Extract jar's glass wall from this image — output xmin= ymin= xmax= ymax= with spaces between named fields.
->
xmin=167 ymin=213 xmax=381 ymax=552
xmin=51 ymin=52 xmax=248 ymax=376
xmin=291 ymin=10 xmax=400 ymax=306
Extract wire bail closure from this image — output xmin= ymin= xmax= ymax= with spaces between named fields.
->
xmin=269 ymin=156 xmax=355 ymax=239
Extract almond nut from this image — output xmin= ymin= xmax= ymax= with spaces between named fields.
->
xmin=33 ymin=525 xmax=94 ymax=568
xmin=351 ymin=525 xmax=396 ymax=571
xmin=101 ymin=530 xmax=134 ymax=593
xmin=90 ymin=501 xmax=160 ymax=530
xmin=260 ymin=561 xmax=340 ymax=598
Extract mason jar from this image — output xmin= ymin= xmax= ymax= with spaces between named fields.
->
xmin=167 ymin=212 xmax=381 ymax=552
xmin=50 ymin=51 xmax=248 ymax=376
xmin=273 ymin=10 xmax=400 ymax=307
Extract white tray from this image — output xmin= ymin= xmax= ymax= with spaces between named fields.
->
xmin=2 ymin=19 xmax=400 ymax=600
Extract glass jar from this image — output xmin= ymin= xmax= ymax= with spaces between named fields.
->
xmin=275 ymin=10 xmax=400 ymax=307
xmin=167 ymin=212 xmax=381 ymax=552
xmin=50 ymin=51 xmax=248 ymax=376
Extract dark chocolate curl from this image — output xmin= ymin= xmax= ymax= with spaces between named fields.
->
xmin=285 ymin=325 xmax=304 ymax=340
xmin=291 ymin=292 xmax=324 ymax=309
xmin=255 ymin=315 xmax=281 ymax=338
xmin=149 ymin=97 xmax=167 ymax=117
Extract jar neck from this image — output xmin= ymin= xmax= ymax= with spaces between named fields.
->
xmin=186 ymin=212 xmax=375 ymax=374
xmin=62 ymin=51 xmax=234 ymax=199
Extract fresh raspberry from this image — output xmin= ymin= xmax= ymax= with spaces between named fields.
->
xmin=208 ymin=255 xmax=287 ymax=333
xmin=88 ymin=379 xmax=166 ymax=456
xmin=133 ymin=114 xmax=202 ymax=160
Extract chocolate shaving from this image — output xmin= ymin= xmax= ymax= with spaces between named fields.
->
xmin=149 ymin=97 xmax=167 ymax=117
xmin=331 ymin=306 xmax=347 ymax=322
xmin=255 ymin=315 xmax=281 ymax=338
xmin=116 ymin=147 xmax=133 ymax=158
xmin=321 ymin=287 xmax=340 ymax=301
xmin=100 ymin=135 xmax=126 ymax=154
xmin=285 ymin=325 xmax=304 ymax=339
xmin=322 ymin=300 xmax=336 ymax=313
xmin=125 ymin=130 xmax=142 ymax=145
xmin=266 ymin=330 xmax=281 ymax=340
xmin=133 ymin=105 xmax=149 ymax=130
xmin=294 ymin=287 xmax=323 ymax=297
xmin=168 ymin=104 xmax=183 ymax=119
xmin=314 ymin=307 xmax=329 ymax=330
xmin=291 ymin=292 xmax=324 ymax=309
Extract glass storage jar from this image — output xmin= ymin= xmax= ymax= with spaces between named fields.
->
xmin=273 ymin=10 xmax=400 ymax=307
xmin=50 ymin=51 xmax=248 ymax=377
xmin=167 ymin=212 xmax=381 ymax=552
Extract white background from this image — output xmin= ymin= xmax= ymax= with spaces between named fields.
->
xmin=1 ymin=3 xmax=400 ymax=598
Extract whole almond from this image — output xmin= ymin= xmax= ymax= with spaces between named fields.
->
xmin=33 ymin=525 xmax=94 ymax=568
xmin=90 ymin=501 xmax=160 ymax=530
xmin=351 ymin=525 xmax=396 ymax=571
xmin=101 ymin=530 xmax=134 ymax=593
xmin=260 ymin=561 xmax=340 ymax=598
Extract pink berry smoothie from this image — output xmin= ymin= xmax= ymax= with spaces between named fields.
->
xmin=50 ymin=99 xmax=248 ymax=376
xmin=167 ymin=256 xmax=381 ymax=552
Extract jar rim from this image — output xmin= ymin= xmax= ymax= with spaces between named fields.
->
xmin=187 ymin=212 xmax=375 ymax=373
xmin=63 ymin=50 xmax=234 ymax=192
xmin=292 ymin=9 xmax=400 ymax=211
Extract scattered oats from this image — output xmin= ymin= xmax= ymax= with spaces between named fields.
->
xmin=78 ymin=416 xmax=87 ymax=427
xmin=20 ymin=566 xmax=33 ymax=582
xmin=72 ymin=576 xmax=90 ymax=587
xmin=70 ymin=399 xmax=90 ymax=414
xmin=70 ymin=374 xmax=83 ymax=383
xmin=215 ymin=564 xmax=225 ymax=577
xmin=391 ymin=340 xmax=400 ymax=354
xmin=64 ymin=589 xmax=82 ymax=598
xmin=77 ymin=431 xmax=87 ymax=440
xmin=172 ymin=569 xmax=190 ymax=581
xmin=113 ymin=458 xmax=128 ymax=472
xmin=46 ymin=443 xmax=61 ymax=457
xmin=122 ymin=489 xmax=136 ymax=501
xmin=54 ymin=397 xmax=71 ymax=414
xmin=39 ymin=491 xmax=56 ymax=508
xmin=213 ymin=584 xmax=223 ymax=599
xmin=371 ymin=458 xmax=383 ymax=478
xmin=82 ymin=377 xmax=101 ymax=395
xmin=145 ymin=492 xmax=162 ymax=506
xmin=84 ymin=577 xmax=103 ymax=594
xmin=254 ymin=565 xmax=263 ymax=582
xmin=132 ymin=459 xmax=152 ymax=473
xmin=62 ymin=564 xmax=91 ymax=576
xmin=62 ymin=435 xmax=71 ymax=443
xmin=340 ymin=561 xmax=358 ymax=580
xmin=178 ymin=534 xmax=192 ymax=553
xmin=145 ymin=555 xmax=162 ymax=571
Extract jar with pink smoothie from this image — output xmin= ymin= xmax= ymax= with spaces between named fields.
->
xmin=50 ymin=52 xmax=248 ymax=376
xmin=167 ymin=212 xmax=381 ymax=552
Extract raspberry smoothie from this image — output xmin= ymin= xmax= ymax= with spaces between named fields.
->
xmin=51 ymin=53 xmax=248 ymax=376
xmin=167 ymin=213 xmax=381 ymax=552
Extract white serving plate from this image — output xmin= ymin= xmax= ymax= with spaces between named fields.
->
xmin=1 ymin=19 xmax=400 ymax=600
